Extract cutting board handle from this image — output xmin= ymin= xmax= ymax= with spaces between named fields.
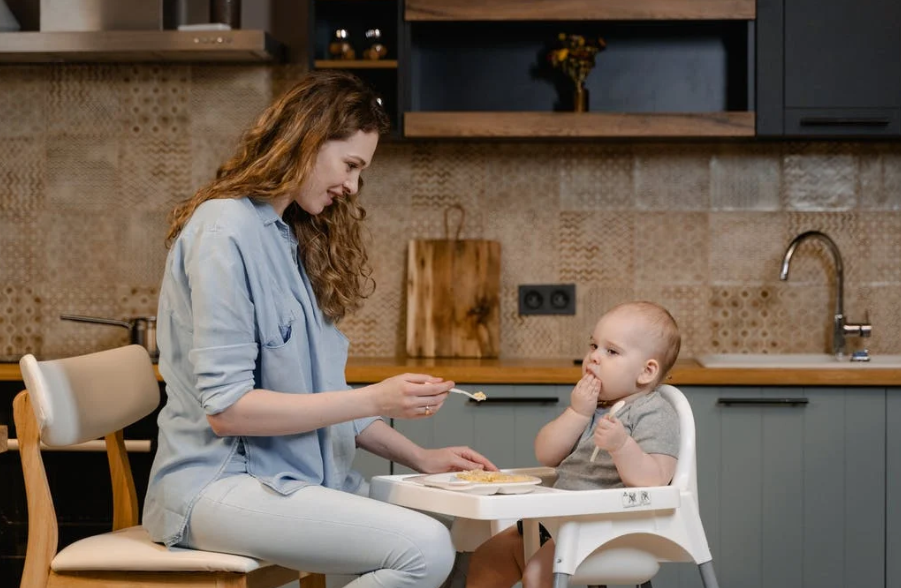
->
xmin=444 ymin=204 xmax=465 ymax=240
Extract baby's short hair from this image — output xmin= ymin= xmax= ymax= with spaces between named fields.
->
xmin=609 ymin=301 xmax=681 ymax=384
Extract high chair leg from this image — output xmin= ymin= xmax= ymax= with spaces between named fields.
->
xmin=699 ymin=561 xmax=720 ymax=588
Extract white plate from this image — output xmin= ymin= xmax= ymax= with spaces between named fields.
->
xmin=420 ymin=472 xmax=543 ymax=495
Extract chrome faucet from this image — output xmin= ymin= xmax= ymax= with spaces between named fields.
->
xmin=779 ymin=230 xmax=871 ymax=360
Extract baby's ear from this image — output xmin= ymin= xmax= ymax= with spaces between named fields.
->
xmin=637 ymin=358 xmax=659 ymax=386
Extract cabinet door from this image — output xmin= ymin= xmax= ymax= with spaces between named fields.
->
xmin=392 ymin=384 xmax=567 ymax=475
xmin=783 ymin=0 xmax=901 ymax=135
xmin=888 ymin=389 xmax=901 ymax=588
xmin=656 ymin=387 xmax=886 ymax=588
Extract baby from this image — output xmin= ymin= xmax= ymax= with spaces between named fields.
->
xmin=466 ymin=301 xmax=682 ymax=588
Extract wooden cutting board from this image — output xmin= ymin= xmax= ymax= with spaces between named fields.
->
xmin=406 ymin=239 xmax=501 ymax=358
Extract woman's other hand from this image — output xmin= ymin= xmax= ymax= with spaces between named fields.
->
xmin=365 ymin=373 xmax=452 ymax=419
xmin=570 ymin=373 xmax=600 ymax=417
xmin=416 ymin=446 xmax=498 ymax=474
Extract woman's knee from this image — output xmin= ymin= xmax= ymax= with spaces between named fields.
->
xmin=386 ymin=514 xmax=455 ymax=585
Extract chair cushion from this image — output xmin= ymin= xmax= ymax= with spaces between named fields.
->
xmin=52 ymin=526 xmax=271 ymax=573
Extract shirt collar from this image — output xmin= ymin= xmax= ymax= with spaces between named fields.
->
xmin=249 ymin=197 xmax=283 ymax=227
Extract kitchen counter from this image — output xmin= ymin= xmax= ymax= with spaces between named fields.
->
xmin=2 ymin=357 xmax=900 ymax=387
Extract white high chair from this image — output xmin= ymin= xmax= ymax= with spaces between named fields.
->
xmin=518 ymin=384 xmax=719 ymax=588
xmin=15 ymin=345 xmax=325 ymax=588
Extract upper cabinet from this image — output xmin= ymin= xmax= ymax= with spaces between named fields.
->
xmin=313 ymin=0 xmax=756 ymax=139
xmin=757 ymin=0 xmax=901 ymax=137
xmin=0 ymin=0 xmax=308 ymax=63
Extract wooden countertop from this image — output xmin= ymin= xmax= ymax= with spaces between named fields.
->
xmin=2 ymin=357 xmax=900 ymax=387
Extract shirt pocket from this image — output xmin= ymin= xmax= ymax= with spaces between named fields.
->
xmin=262 ymin=284 xmax=305 ymax=349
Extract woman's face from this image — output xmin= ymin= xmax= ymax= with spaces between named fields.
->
xmin=291 ymin=130 xmax=379 ymax=216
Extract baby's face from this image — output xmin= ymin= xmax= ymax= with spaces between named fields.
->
xmin=582 ymin=309 xmax=659 ymax=402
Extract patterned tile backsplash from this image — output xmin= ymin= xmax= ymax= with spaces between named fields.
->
xmin=1 ymin=64 xmax=900 ymax=361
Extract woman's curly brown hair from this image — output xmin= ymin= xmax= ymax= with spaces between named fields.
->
xmin=165 ymin=70 xmax=391 ymax=322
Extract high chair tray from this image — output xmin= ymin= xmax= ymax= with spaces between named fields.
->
xmin=370 ymin=469 xmax=681 ymax=521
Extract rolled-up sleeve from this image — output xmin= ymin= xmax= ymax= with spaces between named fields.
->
xmin=352 ymin=415 xmax=381 ymax=436
xmin=184 ymin=225 xmax=259 ymax=415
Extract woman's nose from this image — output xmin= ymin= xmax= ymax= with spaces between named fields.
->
xmin=343 ymin=177 xmax=358 ymax=195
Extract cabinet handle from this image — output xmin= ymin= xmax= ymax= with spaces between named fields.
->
xmin=470 ymin=397 xmax=559 ymax=404
xmin=799 ymin=117 xmax=890 ymax=127
xmin=717 ymin=398 xmax=809 ymax=406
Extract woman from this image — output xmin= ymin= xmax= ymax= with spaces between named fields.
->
xmin=143 ymin=70 xmax=495 ymax=588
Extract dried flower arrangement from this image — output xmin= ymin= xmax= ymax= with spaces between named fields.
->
xmin=548 ymin=33 xmax=607 ymax=111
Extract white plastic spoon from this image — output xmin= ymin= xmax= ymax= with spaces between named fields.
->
xmin=590 ymin=399 xmax=626 ymax=462
xmin=450 ymin=387 xmax=487 ymax=401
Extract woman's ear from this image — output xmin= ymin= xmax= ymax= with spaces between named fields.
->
xmin=637 ymin=358 xmax=660 ymax=386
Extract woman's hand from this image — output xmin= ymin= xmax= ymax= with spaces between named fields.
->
xmin=570 ymin=373 xmax=601 ymax=417
xmin=415 ymin=446 xmax=498 ymax=474
xmin=365 ymin=373 xmax=453 ymax=419
xmin=593 ymin=413 xmax=628 ymax=453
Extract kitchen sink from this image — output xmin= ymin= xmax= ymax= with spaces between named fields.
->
xmin=697 ymin=353 xmax=901 ymax=369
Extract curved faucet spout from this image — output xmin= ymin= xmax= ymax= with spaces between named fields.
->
xmin=779 ymin=230 xmax=844 ymax=320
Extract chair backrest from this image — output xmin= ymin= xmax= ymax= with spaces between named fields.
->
xmin=656 ymin=384 xmax=698 ymax=498
xmin=19 ymin=345 xmax=160 ymax=446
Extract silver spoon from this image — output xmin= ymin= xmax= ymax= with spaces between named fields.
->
xmin=590 ymin=399 xmax=626 ymax=462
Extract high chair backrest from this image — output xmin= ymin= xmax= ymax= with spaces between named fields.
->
xmin=19 ymin=345 xmax=160 ymax=446
xmin=657 ymin=384 xmax=697 ymax=496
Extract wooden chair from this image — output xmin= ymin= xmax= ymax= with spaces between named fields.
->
xmin=15 ymin=344 xmax=326 ymax=588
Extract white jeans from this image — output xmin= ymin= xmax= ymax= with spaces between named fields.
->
xmin=182 ymin=475 xmax=455 ymax=588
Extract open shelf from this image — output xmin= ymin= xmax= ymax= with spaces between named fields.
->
xmin=0 ymin=30 xmax=283 ymax=63
xmin=406 ymin=0 xmax=755 ymax=21
xmin=403 ymin=111 xmax=755 ymax=138
xmin=314 ymin=59 xmax=398 ymax=69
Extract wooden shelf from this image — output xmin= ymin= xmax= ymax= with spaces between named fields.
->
xmin=0 ymin=30 xmax=283 ymax=63
xmin=403 ymin=111 xmax=756 ymax=138
xmin=314 ymin=59 xmax=398 ymax=69
xmin=406 ymin=0 xmax=756 ymax=21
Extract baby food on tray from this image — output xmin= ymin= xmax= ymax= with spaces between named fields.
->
xmin=454 ymin=470 xmax=534 ymax=483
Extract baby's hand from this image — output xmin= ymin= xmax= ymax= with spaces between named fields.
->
xmin=593 ymin=413 xmax=628 ymax=453
xmin=570 ymin=373 xmax=600 ymax=417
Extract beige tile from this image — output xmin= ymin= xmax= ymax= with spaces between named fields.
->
xmin=0 ymin=66 xmax=47 ymax=139
xmin=46 ymin=136 xmax=119 ymax=211
xmin=0 ymin=210 xmax=43 ymax=285
xmin=708 ymin=285 xmax=829 ymax=354
xmin=409 ymin=143 xmax=488 ymax=237
xmin=484 ymin=143 xmax=561 ymax=215
xmin=857 ymin=212 xmax=901 ymax=285
xmin=635 ymin=212 xmax=709 ymax=286
xmin=122 ymin=65 xmax=191 ymax=139
xmin=344 ymin=285 xmax=404 ymax=357
xmin=120 ymin=136 xmax=192 ymax=213
xmin=559 ymin=211 xmax=634 ymax=284
xmin=116 ymin=210 xmax=170 ymax=287
xmin=0 ymin=136 xmax=44 ymax=213
xmin=41 ymin=207 xmax=123 ymax=288
xmin=47 ymin=64 xmax=123 ymax=138
xmin=709 ymin=212 xmax=788 ymax=284
xmin=710 ymin=144 xmax=782 ymax=210
xmin=365 ymin=142 xmax=414 ymax=209
xmin=190 ymin=133 xmax=241 ymax=194
xmin=783 ymin=143 xmax=858 ymax=210
xmin=559 ymin=144 xmax=633 ymax=211
xmin=0 ymin=284 xmax=44 ymax=361
xmin=489 ymin=209 xmax=559 ymax=286
xmin=116 ymin=285 xmax=160 ymax=318
xmin=634 ymin=144 xmax=710 ymax=210
xmin=859 ymin=144 xmax=901 ymax=211
xmin=190 ymin=66 xmax=272 ymax=139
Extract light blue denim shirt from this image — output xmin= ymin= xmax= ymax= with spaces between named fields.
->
xmin=143 ymin=197 xmax=378 ymax=547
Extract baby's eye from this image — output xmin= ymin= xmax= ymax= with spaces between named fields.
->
xmin=588 ymin=343 xmax=598 ymax=351
xmin=605 ymin=348 xmax=618 ymax=356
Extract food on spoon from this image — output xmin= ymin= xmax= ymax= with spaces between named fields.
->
xmin=472 ymin=391 xmax=487 ymax=401
xmin=454 ymin=469 xmax=532 ymax=483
